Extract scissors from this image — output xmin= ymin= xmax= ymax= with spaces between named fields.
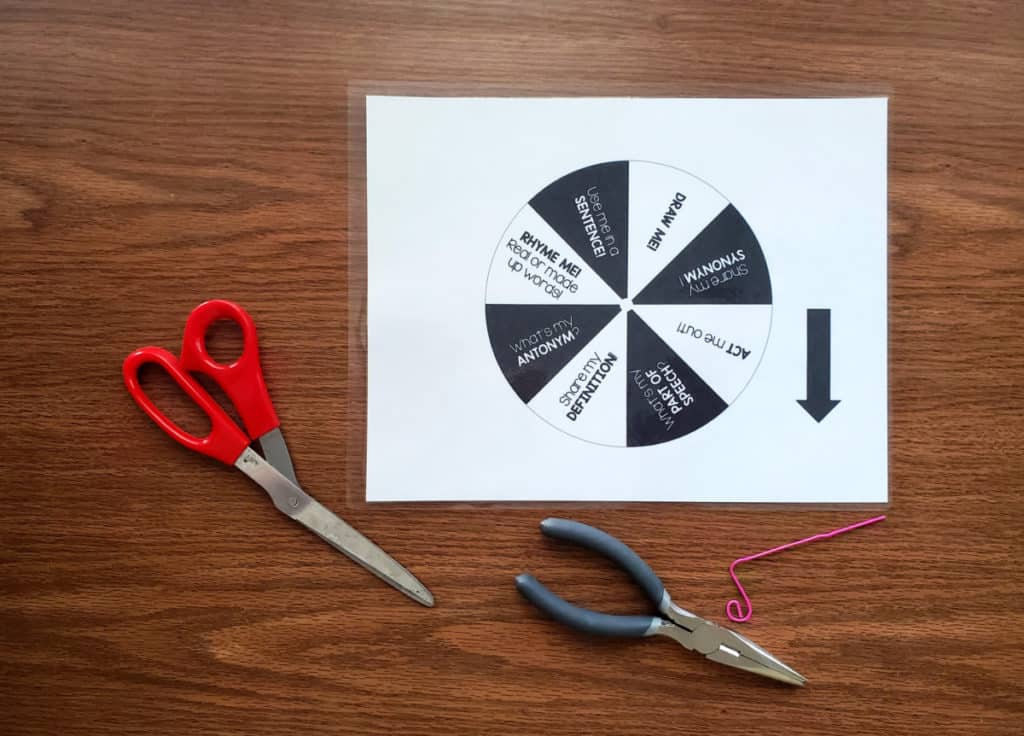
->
xmin=516 ymin=518 xmax=805 ymax=685
xmin=122 ymin=299 xmax=434 ymax=607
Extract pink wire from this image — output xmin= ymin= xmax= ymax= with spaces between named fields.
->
xmin=727 ymin=515 xmax=886 ymax=623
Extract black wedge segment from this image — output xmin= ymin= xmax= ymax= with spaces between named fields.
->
xmin=529 ymin=161 xmax=630 ymax=299
xmin=485 ymin=304 xmax=621 ymax=403
xmin=626 ymin=311 xmax=728 ymax=446
xmin=632 ymin=204 xmax=771 ymax=305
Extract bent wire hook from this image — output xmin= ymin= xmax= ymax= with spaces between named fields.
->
xmin=727 ymin=515 xmax=887 ymax=623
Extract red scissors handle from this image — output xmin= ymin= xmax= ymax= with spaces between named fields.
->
xmin=178 ymin=299 xmax=280 ymax=438
xmin=123 ymin=347 xmax=250 ymax=466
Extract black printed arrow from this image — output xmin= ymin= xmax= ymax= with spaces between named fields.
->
xmin=797 ymin=309 xmax=840 ymax=422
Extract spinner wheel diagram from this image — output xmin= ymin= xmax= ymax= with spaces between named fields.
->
xmin=483 ymin=162 xmax=770 ymax=448
xmin=484 ymin=161 xmax=773 ymax=447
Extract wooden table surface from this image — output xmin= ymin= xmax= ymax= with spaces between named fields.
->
xmin=2 ymin=2 xmax=1022 ymax=734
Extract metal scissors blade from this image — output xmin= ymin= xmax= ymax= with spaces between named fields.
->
xmin=256 ymin=427 xmax=297 ymax=485
xmin=235 ymin=448 xmax=434 ymax=607
xmin=294 ymin=498 xmax=434 ymax=607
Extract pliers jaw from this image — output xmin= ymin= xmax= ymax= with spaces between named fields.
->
xmin=705 ymin=633 xmax=807 ymax=687
xmin=654 ymin=604 xmax=806 ymax=686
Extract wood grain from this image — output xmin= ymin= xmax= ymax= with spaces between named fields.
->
xmin=1 ymin=2 xmax=1022 ymax=734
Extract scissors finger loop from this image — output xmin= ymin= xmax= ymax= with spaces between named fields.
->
xmin=123 ymin=346 xmax=250 ymax=465
xmin=179 ymin=299 xmax=279 ymax=437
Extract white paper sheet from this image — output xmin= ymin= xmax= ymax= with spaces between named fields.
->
xmin=365 ymin=96 xmax=887 ymax=502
